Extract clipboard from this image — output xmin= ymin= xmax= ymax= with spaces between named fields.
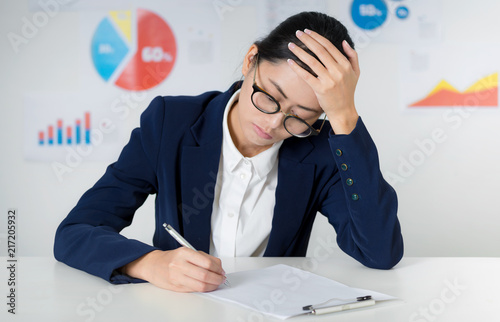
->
xmin=203 ymin=264 xmax=397 ymax=319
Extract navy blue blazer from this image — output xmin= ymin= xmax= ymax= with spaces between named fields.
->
xmin=54 ymin=82 xmax=403 ymax=284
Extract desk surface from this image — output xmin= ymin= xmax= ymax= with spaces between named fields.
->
xmin=1 ymin=256 xmax=498 ymax=321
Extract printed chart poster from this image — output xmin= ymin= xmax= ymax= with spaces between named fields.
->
xmin=91 ymin=8 xmax=177 ymax=91
xmin=80 ymin=3 xmax=222 ymax=96
xmin=399 ymin=45 xmax=500 ymax=110
xmin=24 ymin=92 xmax=124 ymax=164
xmin=338 ymin=0 xmax=442 ymax=46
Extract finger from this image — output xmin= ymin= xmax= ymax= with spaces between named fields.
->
xmin=286 ymin=55 xmax=321 ymax=88
xmin=167 ymin=252 xmax=224 ymax=292
xmin=189 ymin=250 xmax=225 ymax=275
xmin=168 ymin=268 xmax=219 ymax=293
xmin=295 ymin=30 xmax=337 ymax=68
xmin=300 ymin=29 xmax=360 ymax=81
xmin=186 ymin=263 xmax=225 ymax=286
xmin=181 ymin=264 xmax=224 ymax=291
xmin=342 ymin=40 xmax=360 ymax=77
xmin=182 ymin=250 xmax=225 ymax=283
xmin=291 ymin=32 xmax=349 ymax=82
xmin=287 ymin=41 xmax=330 ymax=82
xmin=302 ymin=29 xmax=350 ymax=67
xmin=296 ymin=30 xmax=360 ymax=89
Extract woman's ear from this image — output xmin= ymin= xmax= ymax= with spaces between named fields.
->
xmin=242 ymin=44 xmax=259 ymax=76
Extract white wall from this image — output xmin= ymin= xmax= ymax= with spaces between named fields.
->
xmin=1 ymin=0 xmax=499 ymax=259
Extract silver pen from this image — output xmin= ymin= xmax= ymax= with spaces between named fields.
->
xmin=163 ymin=223 xmax=230 ymax=287
xmin=303 ymin=295 xmax=375 ymax=315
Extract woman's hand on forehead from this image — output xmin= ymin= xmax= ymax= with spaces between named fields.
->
xmin=286 ymin=29 xmax=360 ymax=135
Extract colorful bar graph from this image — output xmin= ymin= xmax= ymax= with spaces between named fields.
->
xmin=38 ymin=132 xmax=44 ymax=145
xmin=85 ymin=112 xmax=91 ymax=144
xmin=38 ymin=112 xmax=92 ymax=146
xmin=76 ymin=119 xmax=81 ymax=144
xmin=66 ymin=127 xmax=72 ymax=145
xmin=57 ymin=120 xmax=63 ymax=145
xmin=48 ymin=126 xmax=54 ymax=145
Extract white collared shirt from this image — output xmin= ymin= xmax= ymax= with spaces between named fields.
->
xmin=210 ymin=90 xmax=283 ymax=257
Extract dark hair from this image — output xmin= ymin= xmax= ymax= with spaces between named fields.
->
xmin=254 ymin=12 xmax=354 ymax=76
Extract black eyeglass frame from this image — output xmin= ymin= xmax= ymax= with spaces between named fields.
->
xmin=250 ymin=55 xmax=327 ymax=138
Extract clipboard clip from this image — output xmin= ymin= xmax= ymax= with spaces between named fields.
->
xmin=302 ymin=295 xmax=374 ymax=315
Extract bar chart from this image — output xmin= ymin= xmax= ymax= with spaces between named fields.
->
xmin=38 ymin=112 xmax=91 ymax=146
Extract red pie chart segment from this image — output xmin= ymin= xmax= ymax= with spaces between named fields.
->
xmin=115 ymin=8 xmax=177 ymax=91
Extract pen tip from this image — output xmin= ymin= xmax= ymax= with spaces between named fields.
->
xmin=163 ymin=223 xmax=167 ymax=227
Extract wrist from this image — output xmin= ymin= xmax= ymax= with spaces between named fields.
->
xmin=328 ymin=110 xmax=359 ymax=135
xmin=121 ymin=250 xmax=162 ymax=280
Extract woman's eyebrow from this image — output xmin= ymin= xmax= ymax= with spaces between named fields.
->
xmin=269 ymin=79 xmax=320 ymax=114
xmin=297 ymin=104 xmax=318 ymax=113
xmin=269 ymin=79 xmax=289 ymax=99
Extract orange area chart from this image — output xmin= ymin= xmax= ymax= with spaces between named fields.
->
xmin=409 ymin=73 xmax=498 ymax=107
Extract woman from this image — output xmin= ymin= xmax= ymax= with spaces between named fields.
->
xmin=54 ymin=11 xmax=403 ymax=293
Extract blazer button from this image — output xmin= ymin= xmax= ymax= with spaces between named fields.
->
xmin=335 ymin=149 xmax=343 ymax=156
xmin=346 ymin=178 xmax=354 ymax=186
xmin=351 ymin=193 xmax=359 ymax=201
xmin=341 ymin=163 xmax=348 ymax=171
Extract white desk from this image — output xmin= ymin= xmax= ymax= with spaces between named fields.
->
xmin=1 ymin=256 xmax=498 ymax=321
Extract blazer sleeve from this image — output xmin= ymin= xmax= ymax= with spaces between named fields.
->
xmin=319 ymin=117 xmax=403 ymax=269
xmin=53 ymin=96 xmax=167 ymax=284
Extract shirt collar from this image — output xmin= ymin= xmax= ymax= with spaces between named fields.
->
xmin=222 ymin=89 xmax=283 ymax=180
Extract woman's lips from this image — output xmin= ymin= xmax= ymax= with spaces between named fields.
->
xmin=253 ymin=124 xmax=273 ymax=140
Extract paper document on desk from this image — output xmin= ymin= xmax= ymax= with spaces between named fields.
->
xmin=203 ymin=264 xmax=396 ymax=319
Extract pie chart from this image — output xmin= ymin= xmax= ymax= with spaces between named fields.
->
xmin=91 ymin=8 xmax=177 ymax=91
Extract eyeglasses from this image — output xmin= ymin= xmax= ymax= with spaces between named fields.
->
xmin=250 ymin=55 xmax=326 ymax=138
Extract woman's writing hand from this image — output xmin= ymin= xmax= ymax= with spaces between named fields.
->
xmin=287 ymin=29 xmax=360 ymax=134
xmin=121 ymin=248 xmax=226 ymax=292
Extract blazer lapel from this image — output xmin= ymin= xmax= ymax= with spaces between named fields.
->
xmin=180 ymin=141 xmax=220 ymax=252
xmin=265 ymin=138 xmax=316 ymax=256
xmin=179 ymin=86 xmax=237 ymax=252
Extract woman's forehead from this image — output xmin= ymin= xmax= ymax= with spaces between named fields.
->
xmin=257 ymin=60 xmax=321 ymax=112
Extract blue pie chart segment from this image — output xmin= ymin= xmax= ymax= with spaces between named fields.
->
xmin=91 ymin=17 xmax=130 ymax=81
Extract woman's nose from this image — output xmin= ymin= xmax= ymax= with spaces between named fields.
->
xmin=268 ymin=110 xmax=286 ymax=129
